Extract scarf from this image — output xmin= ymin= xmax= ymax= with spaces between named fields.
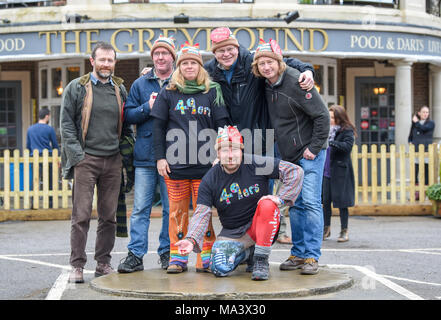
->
xmin=176 ymin=80 xmax=225 ymax=107
xmin=329 ymin=125 xmax=340 ymax=142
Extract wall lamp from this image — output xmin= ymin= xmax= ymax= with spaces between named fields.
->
xmin=65 ymin=14 xmax=90 ymax=24
xmin=173 ymin=13 xmax=189 ymax=24
xmin=1 ymin=19 xmax=11 ymax=24
xmin=276 ymin=10 xmax=300 ymax=24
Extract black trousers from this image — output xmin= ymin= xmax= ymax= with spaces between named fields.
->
xmin=322 ymin=176 xmax=349 ymax=229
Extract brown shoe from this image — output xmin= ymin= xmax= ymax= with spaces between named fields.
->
xmin=69 ymin=267 xmax=84 ymax=283
xmin=95 ymin=263 xmax=115 ymax=277
xmin=337 ymin=229 xmax=349 ymax=242
xmin=276 ymin=235 xmax=292 ymax=244
xmin=167 ymin=264 xmax=188 ymax=274
xmin=301 ymin=258 xmax=319 ymax=275
xmin=279 ymin=255 xmax=305 ymax=270
xmin=323 ymin=226 xmax=331 ymax=240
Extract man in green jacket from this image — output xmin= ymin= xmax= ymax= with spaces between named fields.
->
xmin=60 ymin=42 xmax=128 ymax=284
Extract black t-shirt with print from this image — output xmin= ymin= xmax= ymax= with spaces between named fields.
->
xmin=151 ymin=86 xmax=230 ymax=179
xmin=197 ymin=154 xmax=280 ymax=232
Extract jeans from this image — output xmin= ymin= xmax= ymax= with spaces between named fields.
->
xmin=127 ymin=166 xmax=170 ymax=258
xmin=289 ymin=149 xmax=326 ymax=261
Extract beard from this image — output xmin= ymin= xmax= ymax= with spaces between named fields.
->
xmin=96 ymin=69 xmax=113 ymax=80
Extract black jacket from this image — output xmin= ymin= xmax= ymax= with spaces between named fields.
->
xmin=327 ymin=129 xmax=355 ymax=208
xmin=204 ymin=45 xmax=314 ymax=133
xmin=408 ymin=119 xmax=435 ymax=151
xmin=264 ymin=66 xmax=330 ymax=164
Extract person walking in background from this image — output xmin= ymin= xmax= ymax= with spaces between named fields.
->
xmin=322 ymin=105 xmax=356 ymax=243
xmin=151 ymin=43 xmax=231 ymax=273
xmin=117 ymin=36 xmax=176 ymax=274
xmin=252 ymin=38 xmax=330 ymax=275
xmin=26 ymin=107 xmax=59 ymax=208
xmin=408 ymin=105 xmax=435 ymax=200
xmin=60 ymin=42 xmax=127 ymax=283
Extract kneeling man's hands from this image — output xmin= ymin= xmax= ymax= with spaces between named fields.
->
xmin=176 ymin=239 xmax=194 ymax=255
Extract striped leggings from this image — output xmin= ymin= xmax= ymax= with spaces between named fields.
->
xmin=164 ymin=178 xmax=215 ymax=270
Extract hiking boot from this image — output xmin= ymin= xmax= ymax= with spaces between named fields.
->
xmin=245 ymin=245 xmax=255 ymax=273
xmin=251 ymin=255 xmax=269 ymax=281
xmin=301 ymin=258 xmax=319 ymax=275
xmin=279 ymin=255 xmax=305 ymax=270
xmin=118 ymin=251 xmax=144 ymax=273
xmin=323 ymin=226 xmax=331 ymax=240
xmin=166 ymin=264 xmax=188 ymax=274
xmin=158 ymin=251 xmax=170 ymax=270
xmin=68 ymin=267 xmax=84 ymax=284
xmin=337 ymin=229 xmax=349 ymax=242
xmin=95 ymin=263 xmax=115 ymax=277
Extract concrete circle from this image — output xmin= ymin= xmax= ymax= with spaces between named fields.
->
xmin=90 ymin=264 xmax=353 ymax=299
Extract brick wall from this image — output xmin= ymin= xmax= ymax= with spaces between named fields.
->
xmin=412 ymin=63 xmax=429 ymax=112
xmin=0 ymin=61 xmax=38 ymax=99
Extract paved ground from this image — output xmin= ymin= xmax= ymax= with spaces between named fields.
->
xmin=0 ymin=214 xmax=440 ymax=302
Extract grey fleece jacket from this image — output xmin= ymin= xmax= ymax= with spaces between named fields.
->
xmin=264 ymin=66 xmax=330 ymax=164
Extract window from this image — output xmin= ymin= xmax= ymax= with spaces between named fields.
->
xmin=38 ymin=60 xmax=84 ymax=144
xmin=298 ymin=57 xmax=337 ymax=106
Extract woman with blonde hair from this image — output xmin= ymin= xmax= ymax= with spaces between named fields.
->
xmin=151 ymin=42 xmax=231 ymax=273
xmin=322 ymin=105 xmax=356 ymax=242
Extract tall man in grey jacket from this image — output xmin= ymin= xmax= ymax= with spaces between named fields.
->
xmin=252 ymin=39 xmax=330 ymax=275
xmin=60 ymin=42 xmax=127 ymax=283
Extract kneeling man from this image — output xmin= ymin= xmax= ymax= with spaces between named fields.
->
xmin=176 ymin=126 xmax=303 ymax=280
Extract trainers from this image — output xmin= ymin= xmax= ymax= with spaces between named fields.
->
xmin=68 ymin=267 xmax=84 ymax=283
xmin=166 ymin=264 xmax=188 ymax=274
xmin=279 ymin=255 xmax=305 ymax=270
xmin=118 ymin=251 xmax=144 ymax=273
xmin=95 ymin=263 xmax=115 ymax=277
xmin=251 ymin=255 xmax=269 ymax=281
xmin=158 ymin=251 xmax=170 ymax=270
xmin=337 ymin=229 xmax=349 ymax=242
xmin=301 ymin=258 xmax=319 ymax=275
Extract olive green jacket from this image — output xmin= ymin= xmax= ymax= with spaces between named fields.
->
xmin=60 ymin=73 xmax=127 ymax=179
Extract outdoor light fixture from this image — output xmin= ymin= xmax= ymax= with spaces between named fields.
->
xmin=1 ymin=19 xmax=10 ymax=24
xmin=284 ymin=11 xmax=300 ymax=24
xmin=275 ymin=11 xmax=300 ymax=24
xmin=173 ymin=13 xmax=189 ymax=24
xmin=373 ymin=87 xmax=386 ymax=95
xmin=65 ymin=14 xmax=90 ymax=24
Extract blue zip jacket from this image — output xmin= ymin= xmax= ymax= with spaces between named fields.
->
xmin=124 ymin=69 xmax=170 ymax=167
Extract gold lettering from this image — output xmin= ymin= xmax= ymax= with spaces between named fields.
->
xmin=256 ymin=28 xmax=265 ymax=42
xmin=59 ymin=30 xmax=81 ymax=54
xmin=160 ymin=28 xmax=177 ymax=39
xmin=38 ymin=31 xmax=57 ymax=55
xmin=111 ymin=29 xmax=134 ymax=53
xmin=137 ymin=28 xmax=155 ymax=53
xmin=284 ymin=28 xmax=304 ymax=51
xmin=273 ymin=28 xmax=280 ymax=44
xmin=309 ymin=29 xmax=328 ymax=52
xmin=205 ymin=28 xmax=212 ymax=52
xmin=85 ymin=30 xmax=100 ymax=54
xmin=233 ymin=27 xmax=256 ymax=50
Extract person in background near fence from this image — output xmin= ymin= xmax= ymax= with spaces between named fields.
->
xmin=117 ymin=36 xmax=176 ymax=274
xmin=322 ymin=105 xmax=356 ymax=243
xmin=151 ymin=43 xmax=231 ymax=273
xmin=60 ymin=42 xmax=127 ymax=284
xmin=26 ymin=107 xmax=59 ymax=208
xmin=408 ymin=105 xmax=435 ymax=200
xmin=252 ymin=39 xmax=330 ymax=275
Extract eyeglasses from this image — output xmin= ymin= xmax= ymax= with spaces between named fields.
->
xmin=215 ymin=47 xmax=237 ymax=56
xmin=153 ymin=51 xmax=171 ymax=57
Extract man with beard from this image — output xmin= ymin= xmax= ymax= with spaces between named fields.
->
xmin=60 ymin=42 xmax=128 ymax=283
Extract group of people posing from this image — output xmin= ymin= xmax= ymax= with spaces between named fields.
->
xmin=60 ymin=27 xmax=357 ymax=284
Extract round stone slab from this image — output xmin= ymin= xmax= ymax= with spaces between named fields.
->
xmin=90 ymin=264 xmax=353 ymax=299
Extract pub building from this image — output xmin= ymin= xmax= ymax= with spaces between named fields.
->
xmin=0 ymin=0 xmax=441 ymax=156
